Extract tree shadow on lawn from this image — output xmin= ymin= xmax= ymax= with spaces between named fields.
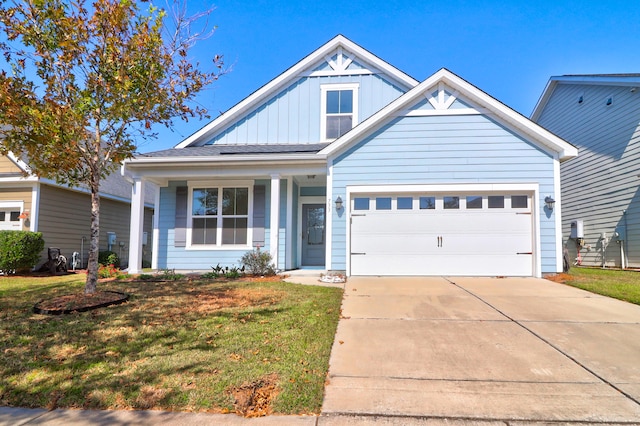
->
xmin=0 ymin=279 xmax=298 ymax=413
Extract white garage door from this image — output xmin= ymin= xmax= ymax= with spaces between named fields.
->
xmin=350 ymin=193 xmax=534 ymax=276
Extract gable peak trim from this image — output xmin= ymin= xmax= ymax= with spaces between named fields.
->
xmin=174 ymin=35 xmax=418 ymax=149
xmin=320 ymin=67 xmax=577 ymax=161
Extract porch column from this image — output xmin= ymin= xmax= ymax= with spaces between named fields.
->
xmin=270 ymin=174 xmax=280 ymax=270
xmin=128 ymin=177 xmax=145 ymax=274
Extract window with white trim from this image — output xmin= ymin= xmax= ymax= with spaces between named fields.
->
xmin=321 ymin=83 xmax=359 ymax=141
xmin=189 ymin=185 xmax=250 ymax=247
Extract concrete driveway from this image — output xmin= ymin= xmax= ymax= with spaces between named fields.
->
xmin=321 ymin=276 xmax=640 ymax=424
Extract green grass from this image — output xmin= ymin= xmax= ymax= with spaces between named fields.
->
xmin=561 ymin=267 xmax=640 ymax=305
xmin=0 ymin=274 xmax=343 ymax=414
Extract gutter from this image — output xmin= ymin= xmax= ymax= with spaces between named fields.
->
xmin=124 ymin=153 xmax=327 ymax=168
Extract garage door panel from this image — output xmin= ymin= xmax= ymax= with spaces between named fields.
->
xmin=352 ymin=254 xmax=533 ymax=276
xmin=350 ymin=193 xmax=534 ymax=276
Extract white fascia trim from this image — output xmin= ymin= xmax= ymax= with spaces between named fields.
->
xmin=530 ymin=78 xmax=558 ymax=121
xmin=125 ymin=153 xmax=325 ymax=167
xmin=321 ymin=68 xmax=578 ymax=162
xmin=0 ymin=176 xmax=38 ymax=184
xmin=174 ymin=35 xmax=418 ymax=149
xmin=6 ymin=152 xmax=32 ymax=174
xmin=124 ymin=165 xmax=328 ymax=184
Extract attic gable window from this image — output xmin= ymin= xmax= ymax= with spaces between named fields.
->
xmin=321 ymin=83 xmax=359 ymax=141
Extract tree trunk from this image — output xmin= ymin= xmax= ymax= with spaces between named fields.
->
xmin=85 ymin=176 xmax=101 ymax=295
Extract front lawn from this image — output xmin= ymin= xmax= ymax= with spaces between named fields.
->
xmin=0 ymin=273 xmax=343 ymax=415
xmin=553 ymin=267 xmax=640 ymax=305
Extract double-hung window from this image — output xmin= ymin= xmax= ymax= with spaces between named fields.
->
xmin=321 ymin=83 xmax=359 ymax=141
xmin=189 ymin=183 xmax=251 ymax=247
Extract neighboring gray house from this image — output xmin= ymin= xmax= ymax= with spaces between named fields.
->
xmin=0 ymin=152 xmax=155 ymax=269
xmin=532 ymin=74 xmax=640 ymax=268
xmin=124 ymin=35 xmax=577 ymax=277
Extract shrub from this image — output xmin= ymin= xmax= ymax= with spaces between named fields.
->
xmin=159 ymin=268 xmax=184 ymax=281
xmin=240 ymin=247 xmax=275 ymax=276
xmin=98 ymin=251 xmax=120 ymax=268
xmin=202 ymin=264 xmax=245 ymax=280
xmin=0 ymin=231 xmax=45 ymax=274
xmin=98 ymin=264 xmax=118 ymax=278
xmin=138 ymin=274 xmax=155 ymax=281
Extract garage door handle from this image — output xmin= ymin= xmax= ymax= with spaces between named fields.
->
xmin=351 ymin=252 xmax=366 ymax=255
xmin=517 ymin=252 xmax=533 ymax=255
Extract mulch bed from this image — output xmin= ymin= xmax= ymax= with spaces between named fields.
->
xmin=33 ymin=291 xmax=128 ymax=315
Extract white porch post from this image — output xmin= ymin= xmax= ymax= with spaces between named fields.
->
xmin=285 ymin=177 xmax=293 ymax=270
xmin=128 ymin=177 xmax=145 ymax=274
xmin=270 ymin=174 xmax=280 ymax=270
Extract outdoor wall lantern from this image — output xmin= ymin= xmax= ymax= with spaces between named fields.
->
xmin=545 ymin=196 xmax=556 ymax=210
xmin=335 ymin=196 xmax=343 ymax=210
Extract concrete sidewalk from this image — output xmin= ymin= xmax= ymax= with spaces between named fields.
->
xmin=322 ymin=276 xmax=640 ymax=424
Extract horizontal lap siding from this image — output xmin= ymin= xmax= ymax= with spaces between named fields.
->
xmin=38 ymin=185 xmax=146 ymax=268
xmin=537 ymin=84 xmax=640 ymax=267
xmin=331 ymin=114 xmax=556 ymax=272
xmin=207 ymin=74 xmax=406 ymax=145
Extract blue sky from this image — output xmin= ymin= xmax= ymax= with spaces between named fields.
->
xmin=141 ymin=0 xmax=640 ymax=152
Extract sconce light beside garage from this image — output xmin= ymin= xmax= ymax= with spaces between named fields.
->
xmin=335 ymin=196 xmax=343 ymax=210
xmin=545 ymin=196 xmax=556 ymax=210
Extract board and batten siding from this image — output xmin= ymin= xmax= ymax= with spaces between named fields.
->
xmin=536 ymin=83 xmax=640 ymax=267
xmin=37 ymin=184 xmax=153 ymax=268
xmin=204 ymin=74 xmax=406 ymax=145
xmin=330 ymin=113 xmax=557 ymax=272
xmin=156 ymin=179 xmax=287 ymax=270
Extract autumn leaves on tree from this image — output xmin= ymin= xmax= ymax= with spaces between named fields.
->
xmin=0 ymin=0 xmax=223 ymax=293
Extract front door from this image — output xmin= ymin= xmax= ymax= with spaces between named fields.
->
xmin=301 ymin=204 xmax=326 ymax=266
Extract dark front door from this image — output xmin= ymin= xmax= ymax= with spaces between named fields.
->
xmin=301 ymin=204 xmax=326 ymax=266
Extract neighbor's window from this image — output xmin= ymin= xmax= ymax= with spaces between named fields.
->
xmin=322 ymin=84 xmax=358 ymax=140
xmin=191 ymin=186 xmax=249 ymax=246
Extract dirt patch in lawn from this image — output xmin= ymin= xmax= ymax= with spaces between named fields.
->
xmin=185 ymin=287 xmax=285 ymax=314
xmin=34 ymin=291 xmax=128 ymax=314
xmin=229 ymin=374 xmax=279 ymax=417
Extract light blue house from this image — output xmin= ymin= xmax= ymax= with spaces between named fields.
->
xmin=124 ymin=35 xmax=577 ymax=277
xmin=532 ymin=74 xmax=640 ymax=269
